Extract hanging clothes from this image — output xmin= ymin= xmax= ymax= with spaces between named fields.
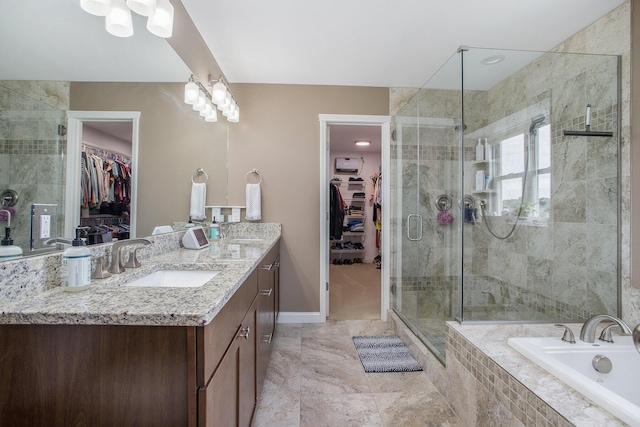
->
xmin=81 ymin=145 xmax=132 ymax=213
xmin=330 ymin=182 xmax=346 ymax=239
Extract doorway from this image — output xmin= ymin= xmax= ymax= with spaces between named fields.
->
xmin=65 ymin=111 xmax=140 ymax=239
xmin=319 ymin=114 xmax=391 ymax=321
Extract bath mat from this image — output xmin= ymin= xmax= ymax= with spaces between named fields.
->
xmin=352 ymin=335 xmax=423 ymax=373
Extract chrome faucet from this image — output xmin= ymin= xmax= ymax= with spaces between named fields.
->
xmin=108 ymin=238 xmax=152 ymax=274
xmin=579 ymin=314 xmax=633 ymax=343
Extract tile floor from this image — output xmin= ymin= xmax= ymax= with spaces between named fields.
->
xmin=252 ymin=320 xmax=462 ymax=427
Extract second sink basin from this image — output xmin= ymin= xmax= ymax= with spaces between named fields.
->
xmin=124 ymin=270 xmax=220 ymax=288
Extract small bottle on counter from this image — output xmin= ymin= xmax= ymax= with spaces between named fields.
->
xmin=62 ymin=227 xmax=91 ymax=292
xmin=209 ymin=217 xmax=220 ymax=240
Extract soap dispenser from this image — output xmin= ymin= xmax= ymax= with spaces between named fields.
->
xmin=209 ymin=217 xmax=220 ymax=240
xmin=62 ymin=227 xmax=91 ymax=292
xmin=0 ymin=209 xmax=23 ymax=260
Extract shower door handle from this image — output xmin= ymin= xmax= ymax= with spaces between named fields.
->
xmin=407 ymin=214 xmax=423 ymax=241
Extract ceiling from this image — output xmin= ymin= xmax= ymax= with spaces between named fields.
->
xmin=1 ymin=0 xmax=625 ymax=88
xmin=330 ymin=125 xmax=381 ymax=153
xmin=0 ymin=0 xmax=190 ymax=81
xmin=182 ymin=0 xmax=626 ymax=88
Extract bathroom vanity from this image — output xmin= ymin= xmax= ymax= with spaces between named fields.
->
xmin=0 ymin=224 xmax=281 ymax=427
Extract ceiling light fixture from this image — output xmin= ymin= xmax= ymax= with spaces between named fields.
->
xmin=183 ymin=74 xmax=239 ymax=123
xmin=81 ymin=0 xmax=173 ymax=38
xmin=355 ymin=140 xmax=371 ymax=146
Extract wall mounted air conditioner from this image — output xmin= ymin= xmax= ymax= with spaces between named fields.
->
xmin=335 ymin=157 xmax=359 ymax=173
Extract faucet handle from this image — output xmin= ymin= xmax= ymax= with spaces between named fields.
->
xmin=554 ymin=324 xmax=576 ymax=344
xmin=124 ymin=247 xmax=143 ymax=268
xmin=91 ymin=255 xmax=112 ymax=279
xmin=598 ymin=323 xmax=627 ymax=343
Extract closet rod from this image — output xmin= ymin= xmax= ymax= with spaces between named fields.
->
xmin=82 ymin=143 xmax=132 ymax=163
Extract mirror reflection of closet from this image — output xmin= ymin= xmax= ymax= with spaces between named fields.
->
xmin=80 ymin=121 xmax=133 ymax=245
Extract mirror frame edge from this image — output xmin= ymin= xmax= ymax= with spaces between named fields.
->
xmin=65 ymin=111 xmax=140 ymax=239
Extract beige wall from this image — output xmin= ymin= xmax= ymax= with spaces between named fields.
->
xmin=228 ymin=84 xmax=388 ymax=313
xmin=70 ymin=82 xmax=228 ymax=237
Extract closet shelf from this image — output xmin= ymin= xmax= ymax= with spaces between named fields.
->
xmin=330 ymin=249 xmax=366 ymax=255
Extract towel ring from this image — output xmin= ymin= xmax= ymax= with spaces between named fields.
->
xmin=192 ymin=168 xmax=208 ymax=184
xmin=245 ymin=168 xmax=262 ymax=184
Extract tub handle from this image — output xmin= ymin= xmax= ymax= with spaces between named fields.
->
xmin=554 ymin=324 xmax=576 ymax=344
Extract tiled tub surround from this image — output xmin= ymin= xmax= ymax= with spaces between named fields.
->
xmin=445 ymin=322 xmax=628 ymax=427
xmin=0 ymin=223 xmax=281 ymax=326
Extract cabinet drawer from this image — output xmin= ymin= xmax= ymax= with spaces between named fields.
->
xmin=197 ymin=269 xmax=258 ymax=385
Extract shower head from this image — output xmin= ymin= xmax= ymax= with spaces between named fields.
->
xmin=529 ymin=114 xmax=546 ymax=134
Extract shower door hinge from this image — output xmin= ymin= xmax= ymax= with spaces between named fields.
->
xmin=57 ymin=125 xmax=67 ymax=136
xmin=326 ymin=282 xmax=329 ymax=291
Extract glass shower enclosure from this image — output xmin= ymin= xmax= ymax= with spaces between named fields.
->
xmin=390 ymin=47 xmax=620 ymax=364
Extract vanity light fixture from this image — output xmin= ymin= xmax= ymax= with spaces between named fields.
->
xmin=81 ymin=0 xmax=174 ymax=38
xmin=355 ymin=140 xmax=371 ymax=146
xmin=183 ymin=75 xmax=239 ymax=123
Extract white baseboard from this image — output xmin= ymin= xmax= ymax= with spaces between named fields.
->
xmin=277 ymin=312 xmax=325 ymax=324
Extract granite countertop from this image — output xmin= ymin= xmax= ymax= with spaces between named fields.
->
xmin=0 ymin=233 xmax=280 ymax=327
xmin=448 ymin=322 xmax=626 ymax=426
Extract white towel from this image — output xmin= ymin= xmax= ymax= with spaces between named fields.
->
xmin=245 ymin=183 xmax=261 ymax=221
xmin=190 ymin=182 xmax=206 ymax=220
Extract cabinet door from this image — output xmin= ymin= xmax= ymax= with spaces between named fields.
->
xmin=198 ymin=302 xmax=257 ymax=427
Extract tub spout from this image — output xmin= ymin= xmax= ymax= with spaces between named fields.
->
xmin=579 ymin=314 xmax=632 ymax=343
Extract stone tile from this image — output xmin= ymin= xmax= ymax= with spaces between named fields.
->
xmin=299 ymin=392 xmax=383 ymax=427
xmin=373 ymin=390 xmax=462 ymax=427
xmin=300 ymin=358 xmax=371 ymax=395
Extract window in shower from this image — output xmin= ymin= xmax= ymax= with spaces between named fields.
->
xmin=495 ymin=124 xmax=551 ymax=218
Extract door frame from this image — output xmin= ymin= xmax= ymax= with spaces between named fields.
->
xmin=65 ymin=111 xmax=140 ymax=238
xmin=319 ymin=114 xmax=391 ymax=321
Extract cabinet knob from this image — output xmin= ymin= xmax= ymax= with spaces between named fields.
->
xmin=262 ymin=333 xmax=273 ymax=344
xmin=260 ymin=288 xmax=273 ymax=296
xmin=260 ymin=263 xmax=274 ymax=271
xmin=238 ymin=326 xmax=251 ymax=340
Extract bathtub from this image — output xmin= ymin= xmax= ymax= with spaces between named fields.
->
xmin=508 ymin=335 xmax=640 ymax=426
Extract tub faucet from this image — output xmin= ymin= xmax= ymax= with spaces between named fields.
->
xmin=109 ymin=238 xmax=152 ymax=274
xmin=579 ymin=314 xmax=632 ymax=343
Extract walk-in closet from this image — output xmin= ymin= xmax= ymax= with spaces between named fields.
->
xmin=328 ymin=124 xmax=382 ymax=320
xmin=80 ymin=121 xmax=133 ymax=244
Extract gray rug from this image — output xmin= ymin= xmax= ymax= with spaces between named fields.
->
xmin=352 ymin=335 xmax=423 ymax=373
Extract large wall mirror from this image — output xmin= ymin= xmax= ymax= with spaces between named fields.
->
xmin=0 ymin=0 xmax=228 ymax=260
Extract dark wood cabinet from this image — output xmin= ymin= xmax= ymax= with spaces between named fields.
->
xmin=0 ymin=242 xmax=280 ymax=427
xmin=256 ymin=245 xmax=280 ymax=397
xmin=198 ymin=298 xmax=257 ymax=427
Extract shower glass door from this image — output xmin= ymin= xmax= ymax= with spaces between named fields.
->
xmin=390 ymin=52 xmax=463 ymax=364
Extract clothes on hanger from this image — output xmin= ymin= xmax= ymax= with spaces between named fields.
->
xmin=330 ymin=182 xmax=346 ymax=239
xmin=81 ymin=145 xmax=132 ymax=212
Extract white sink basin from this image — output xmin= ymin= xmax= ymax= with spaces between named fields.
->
xmin=124 ymin=270 xmax=220 ymax=288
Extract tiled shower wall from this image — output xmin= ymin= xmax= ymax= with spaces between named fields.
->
xmin=0 ymin=82 xmax=69 ymax=252
xmin=392 ymin=48 xmax=619 ymax=325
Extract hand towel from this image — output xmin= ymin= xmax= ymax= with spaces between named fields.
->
xmin=190 ymin=182 xmax=206 ymax=220
xmin=245 ymin=183 xmax=261 ymax=221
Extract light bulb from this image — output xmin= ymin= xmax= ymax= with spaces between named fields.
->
xmin=146 ymin=0 xmax=174 ymax=38
xmin=205 ymin=107 xmax=218 ymax=123
xmin=211 ymin=81 xmax=227 ymax=104
xmin=228 ymin=106 xmax=240 ymax=122
xmin=106 ymin=0 xmax=134 ymax=37
xmin=81 ymin=0 xmax=112 ymax=16
xmin=193 ymin=91 xmax=206 ymax=112
xmin=126 ymin=0 xmax=157 ymax=16
xmin=200 ymin=101 xmax=212 ymax=118
xmin=184 ymin=81 xmax=199 ymax=105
